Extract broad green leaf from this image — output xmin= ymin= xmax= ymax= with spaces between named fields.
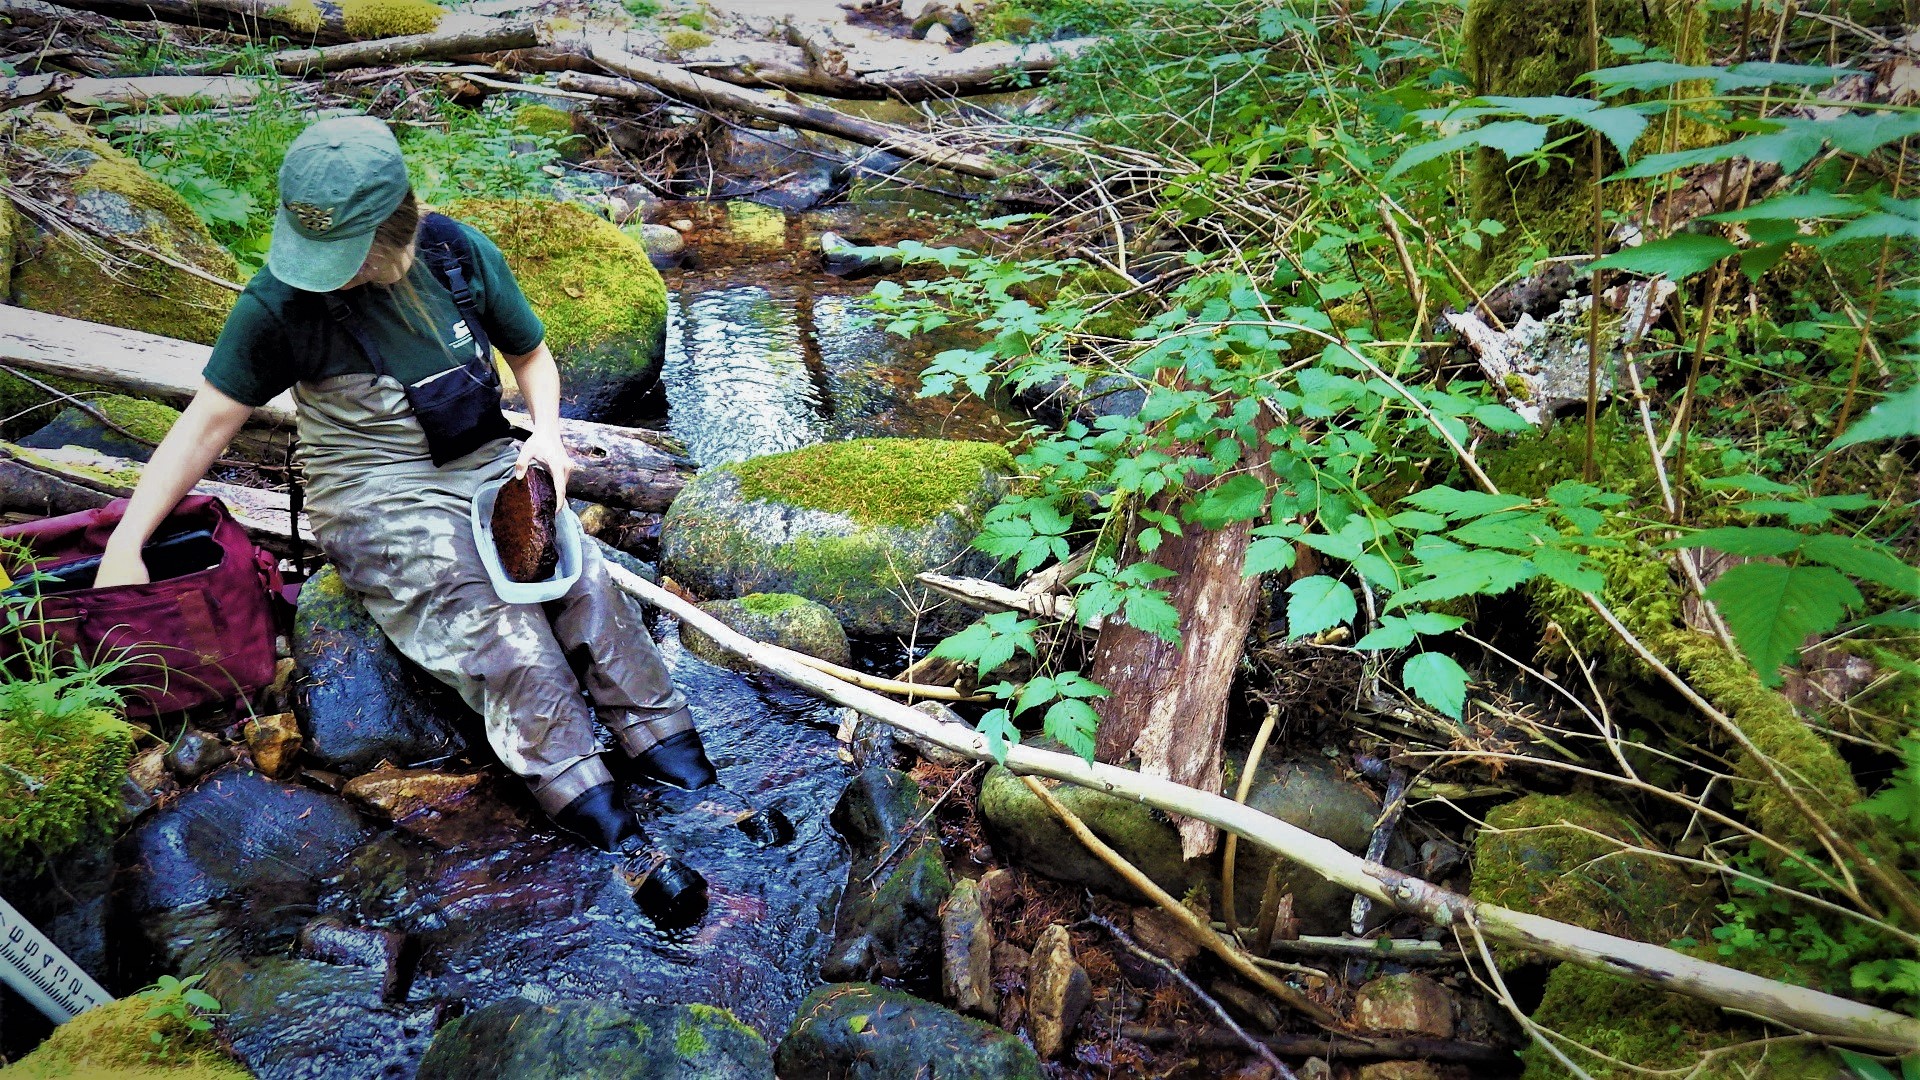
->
xmin=1388 ymin=549 xmax=1535 ymax=607
xmin=1534 ymin=546 xmax=1605 ymax=592
xmin=1705 ymin=191 xmax=1863 ymax=222
xmin=976 ymin=708 xmax=1018 ymax=764
xmin=1401 ymin=486 xmax=1530 ymax=520
xmin=1828 ymin=385 xmax=1920 ymax=451
xmin=1618 ymin=127 xmax=1827 ymax=180
xmin=1707 ymin=563 xmax=1861 ymax=686
xmin=1355 ymin=616 xmax=1416 ymax=651
xmin=1188 ymin=472 xmax=1269 ymax=528
xmin=1823 ymin=212 xmax=1920 ymax=247
xmin=1286 ymin=575 xmax=1357 ymax=638
xmin=1590 ymin=234 xmax=1737 ymax=278
xmin=1386 ymin=121 xmax=1548 ymax=180
xmin=1044 ymin=699 xmax=1100 ymax=760
xmin=1403 ymin=652 xmax=1469 ymax=718
xmin=1662 ymin=525 xmax=1805 ymax=557
xmin=1243 ymin=536 xmax=1299 ymax=577
xmin=1573 ymin=106 xmax=1649 ymax=158
xmin=1802 ymin=535 xmax=1920 ymax=596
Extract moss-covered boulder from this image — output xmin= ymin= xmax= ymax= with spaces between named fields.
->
xmin=513 ymin=103 xmax=586 ymax=162
xmin=0 ymin=993 xmax=249 ymax=1079
xmin=661 ymin=438 xmax=1012 ymax=637
xmin=443 ymin=197 xmax=667 ymax=423
xmin=339 ymin=0 xmax=442 ymax=37
xmin=680 ymin=593 xmax=851 ymax=670
xmin=0 ymin=708 xmax=134 ymax=874
xmin=18 ymin=394 xmax=180 ymax=462
xmin=774 ymin=983 xmax=1042 ymax=1080
xmin=7 ymin=114 xmax=238 ymax=344
xmin=821 ymin=767 xmax=952 ymax=993
xmin=1472 ymin=792 xmax=1708 ymax=951
xmin=417 ymin=996 xmax=775 ymax=1079
xmin=980 ymin=755 xmax=1389 ymax=933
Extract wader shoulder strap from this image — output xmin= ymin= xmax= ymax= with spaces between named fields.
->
xmin=417 ymin=212 xmax=492 ymax=360
xmin=322 ymin=293 xmax=392 ymax=378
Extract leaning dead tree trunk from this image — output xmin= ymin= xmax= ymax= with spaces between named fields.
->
xmin=243 ymin=20 xmax=537 ymax=75
xmin=610 ymin=560 xmax=1920 ymax=1052
xmin=0 ymin=308 xmax=694 ymax=513
xmin=583 ymin=35 xmax=1008 ymax=180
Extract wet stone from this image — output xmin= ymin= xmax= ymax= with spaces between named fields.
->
xmin=1027 ymin=923 xmax=1091 ymax=1060
xmin=418 ymin=996 xmax=775 ymax=1080
xmin=206 ymin=956 xmax=437 ymax=1079
xmin=340 ymin=767 xmax=487 ymax=830
xmin=940 ymin=877 xmax=996 ymax=1018
xmin=774 ymin=983 xmax=1042 ymax=1080
xmin=245 ymin=711 xmax=303 ymax=779
xmin=821 ymin=767 xmax=951 ymax=993
xmin=1354 ymin=973 xmax=1455 ymax=1038
xmin=295 ymin=915 xmax=416 ymax=1003
xmin=166 ymin=728 xmax=233 ymax=783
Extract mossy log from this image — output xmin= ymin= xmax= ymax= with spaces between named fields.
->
xmin=255 ymin=19 xmax=536 ymax=75
xmin=609 ymin=559 xmax=1920 ymax=1052
xmin=0 ymin=307 xmax=693 ymax=513
xmin=40 ymin=0 xmax=477 ymax=44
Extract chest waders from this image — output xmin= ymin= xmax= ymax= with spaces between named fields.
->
xmin=297 ymin=221 xmax=714 ymax=924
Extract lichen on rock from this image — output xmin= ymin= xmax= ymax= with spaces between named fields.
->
xmin=339 ymin=0 xmax=443 ymax=37
xmin=442 ymin=197 xmax=667 ymax=422
xmin=416 ymin=996 xmax=773 ymax=1079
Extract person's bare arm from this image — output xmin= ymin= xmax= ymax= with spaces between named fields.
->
xmin=503 ymin=342 xmax=572 ymax=503
xmin=95 ymin=382 xmax=255 ymax=587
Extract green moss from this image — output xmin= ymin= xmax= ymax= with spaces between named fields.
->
xmin=94 ymin=395 xmax=181 ymax=444
xmin=268 ymin=0 xmax=323 ymax=34
xmin=339 ymin=0 xmax=443 ymax=37
xmin=0 ymin=189 xmax=14 ymax=298
xmin=1460 ymin=0 xmax=1704 ymax=280
xmin=0 ymin=994 xmax=249 ymax=1079
xmin=663 ymin=27 xmax=713 ymax=51
xmin=9 ymin=115 xmax=238 ymax=345
xmin=730 ymin=438 xmax=1013 ymax=528
xmin=738 ymin=592 xmax=808 ymax=615
xmin=673 ymin=1016 xmax=708 ymax=1058
xmin=0 ymin=708 xmax=135 ymax=877
xmin=511 ymin=104 xmax=581 ymax=160
xmin=3 ymin=442 xmax=145 ymax=489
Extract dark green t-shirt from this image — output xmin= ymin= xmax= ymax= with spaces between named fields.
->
xmin=202 ymin=219 xmax=545 ymax=408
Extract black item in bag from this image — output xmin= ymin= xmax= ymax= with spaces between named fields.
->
xmin=324 ymin=213 xmax=515 ymax=466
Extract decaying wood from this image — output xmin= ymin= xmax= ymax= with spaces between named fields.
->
xmin=914 ymin=570 xmax=1090 ymax=627
xmin=1120 ymin=1024 xmax=1511 ymax=1065
xmin=584 ymin=35 xmax=1007 ymax=180
xmin=0 ymin=308 xmax=693 ymax=513
xmin=610 ymin=559 xmax=1920 ymax=1052
xmin=639 ymin=31 xmax=1097 ymax=101
xmin=58 ymin=74 xmax=262 ymax=107
xmin=262 ymin=20 xmax=538 ymax=75
xmin=552 ymin=69 xmax=666 ymax=104
xmin=0 ymin=442 xmax=312 ymax=552
xmin=35 ymin=0 xmax=349 ymax=41
xmin=0 ymin=73 xmax=72 ymax=110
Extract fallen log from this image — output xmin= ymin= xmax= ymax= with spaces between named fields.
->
xmin=33 ymin=0 xmax=348 ymax=42
xmin=914 ymin=570 xmax=1090 ymax=627
xmin=0 ymin=308 xmax=694 ymax=513
xmin=605 ymin=558 xmax=1920 ymax=1052
xmin=59 ymin=74 xmax=263 ymax=107
xmin=256 ymin=20 xmax=537 ymax=75
xmin=584 ymin=34 xmax=1007 ymax=180
xmin=0 ymin=73 xmax=72 ymax=110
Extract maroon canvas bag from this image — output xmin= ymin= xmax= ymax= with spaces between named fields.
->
xmin=0 ymin=495 xmax=284 ymax=717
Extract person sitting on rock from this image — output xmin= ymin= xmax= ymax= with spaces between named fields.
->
xmin=95 ymin=115 xmax=719 ymax=856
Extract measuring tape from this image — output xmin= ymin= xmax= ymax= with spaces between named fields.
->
xmin=1 ymin=894 xmax=111 ymax=1022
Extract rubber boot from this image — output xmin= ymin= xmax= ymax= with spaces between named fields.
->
xmin=551 ymin=781 xmax=647 ymax=852
xmin=618 ymin=729 xmax=719 ymax=791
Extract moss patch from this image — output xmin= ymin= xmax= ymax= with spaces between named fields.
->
xmin=94 ymin=395 xmax=181 ymax=444
xmin=269 ymin=0 xmax=324 ymax=33
xmin=8 ymin=114 xmax=238 ymax=345
xmin=663 ymin=27 xmax=713 ymax=51
xmin=730 ymin=438 xmax=1014 ymax=528
xmin=339 ymin=0 xmax=443 ymax=37
xmin=0 ymin=994 xmax=249 ymax=1079
xmin=681 ymin=592 xmax=851 ymax=669
xmin=737 ymin=591 xmax=807 ymax=615
xmin=0 ymin=708 xmax=134 ymax=874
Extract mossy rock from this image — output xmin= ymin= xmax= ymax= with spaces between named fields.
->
xmin=1461 ymin=0 xmax=1705 ymax=279
xmin=680 ymin=593 xmax=852 ymax=670
xmin=0 ymin=708 xmax=134 ymax=875
xmin=774 ymin=983 xmax=1041 ymax=1080
xmin=0 ymin=191 xmax=15 ymax=297
xmin=513 ymin=104 xmax=586 ymax=162
xmin=660 ymin=439 xmax=1012 ymax=637
xmin=821 ymin=767 xmax=952 ymax=993
xmin=18 ymin=394 xmax=180 ymax=462
xmin=339 ymin=0 xmax=442 ymax=37
xmin=7 ymin=114 xmax=238 ymax=346
xmin=1520 ymin=963 xmax=1835 ymax=1079
xmin=0 ymin=993 xmax=249 ymax=1079
xmin=1472 ymin=792 xmax=1708 ymax=956
xmin=980 ymin=754 xmax=1390 ymax=933
xmin=443 ymin=197 xmax=667 ymax=423
xmin=417 ymin=996 xmax=774 ymax=1079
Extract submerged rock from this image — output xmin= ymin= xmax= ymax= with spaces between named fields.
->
xmin=293 ymin=566 xmax=470 ymax=776
xmin=417 ymin=997 xmax=775 ymax=1080
xmin=661 ymin=438 xmax=1011 ymax=636
xmin=165 ymin=728 xmax=233 ymax=783
xmin=340 ymin=766 xmax=486 ymax=827
xmin=206 ymin=955 xmax=437 ymax=1079
xmin=774 ymin=983 xmax=1042 ymax=1080
xmin=444 ymin=198 xmax=667 ymax=423
xmin=679 ymin=592 xmax=852 ymax=670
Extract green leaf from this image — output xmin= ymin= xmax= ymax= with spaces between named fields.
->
xmin=1387 ymin=549 xmax=1535 ymax=607
xmin=976 ymin=708 xmax=1018 ymax=764
xmin=1386 ymin=121 xmax=1547 ymax=180
xmin=1286 ymin=575 xmax=1357 ymax=638
xmin=1590 ymin=234 xmax=1737 ymax=278
xmin=1187 ymin=473 xmax=1269 ymax=528
xmin=1828 ymin=385 xmax=1920 ymax=451
xmin=1403 ymin=652 xmax=1469 ymax=718
xmin=1705 ymin=191 xmax=1863 ymax=222
xmin=1707 ymin=563 xmax=1861 ymax=686
xmin=1836 ymin=1049 xmax=1895 ymax=1080
xmin=1242 ymin=536 xmax=1298 ymax=577
xmin=1662 ymin=526 xmax=1805 ymax=557
xmin=1801 ymin=535 xmax=1920 ymax=596
xmin=1044 ymin=699 xmax=1100 ymax=761
xmin=1573 ymin=106 xmax=1649 ymax=158
xmin=1534 ymin=546 xmax=1605 ymax=592
xmin=1401 ymin=487 xmax=1530 ymax=520
xmin=1355 ymin=616 xmax=1416 ymax=651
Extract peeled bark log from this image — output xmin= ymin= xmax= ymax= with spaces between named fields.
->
xmin=607 ymin=559 xmax=1920 ymax=1052
xmin=0 ymin=307 xmax=693 ymax=514
xmin=59 ymin=74 xmax=263 ymax=107
xmin=0 ymin=73 xmax=71 ymax=110
xmin=584 ymin=35 xmax=1007 ymax=180
xmin=265 ymin=19 xmax=537 ymax=74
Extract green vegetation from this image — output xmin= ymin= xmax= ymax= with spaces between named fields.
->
xmin=662 ymin=27 xmax=713 ymax=52
xmin=0 ymin=707 xmax=134 ymax=871
xmin=339 ymin=0 xmax=443 ymax=38
xmin=729 ymin=438 xmax=1013 ymax=528
xmin=738 ymin=592 xmax=809 ymax=616
xmin=0 ymin=987 xmax=244 ymax=1079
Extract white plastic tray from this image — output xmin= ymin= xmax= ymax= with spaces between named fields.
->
xmin=470 ymin=474 xmax=584 ymax=604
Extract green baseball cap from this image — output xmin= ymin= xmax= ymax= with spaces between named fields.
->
xmin=267 ymin=116 xmax=411 ymax=293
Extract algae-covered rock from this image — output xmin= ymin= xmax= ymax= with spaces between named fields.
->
xmin=293 ymin=565 xmax=471 ymax=775
xmin=1472 ymin=792 xmax=1706 ymax=949
xmin=18 ymin=394 xmax=180 ymax=463
xmin=7 ymin=114 xmax=238 ymax=344
xmin=661 ymin=438 xmax=1012 ymax=637
xmin=981 ymin=755 xmax=1389 ymax=933
xmin=417 ymin=996 xmax=775 ymax=1079
xmin=821 ymin=767 xmax=952 ymax=993
xmin=680 ymin=593 xmax=852 ymax=670
xmin=340 ymin=0 xmax=442 ymax=37
xmin=775 ymin=983 xmax=1042 ymax=1080
xmin=0 ymin=708 xmax=134 ymax=873
xmin=0 ymin=992 xmax=249 ymax=1079
xmin=444 ymin=197 xmax=667 ymax=423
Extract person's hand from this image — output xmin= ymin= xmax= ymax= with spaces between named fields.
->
xmin=94 ymin=543 xmax=150 ymax=588
xmin=515 ymin=426 xmax=573 ymax=507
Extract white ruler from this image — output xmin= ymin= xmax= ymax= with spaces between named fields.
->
xmin=1 ymin=894 xmax=111 ymax=1022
